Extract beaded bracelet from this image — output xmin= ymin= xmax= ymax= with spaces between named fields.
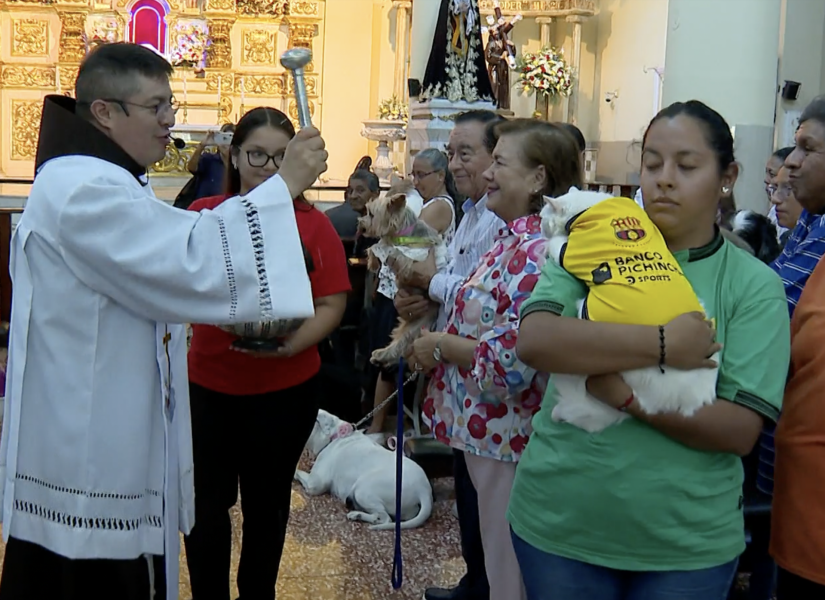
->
xmin=658 ymin=325 xmax=666 ymax=373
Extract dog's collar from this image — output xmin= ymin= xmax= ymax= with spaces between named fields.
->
xmin=329 ymin=422 xmax=355 ymax=443
xmin=392 ymin=235 xmax=432 ymax=246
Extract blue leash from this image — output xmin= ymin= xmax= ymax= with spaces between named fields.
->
xmin=391 ymin=357 xmax=405 ymax=589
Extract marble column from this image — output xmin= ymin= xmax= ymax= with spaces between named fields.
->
xmin=536 ymin=16 xmax=552 ymax=48
xmin=565 ymin=15 xmax=584 ymax=125
xmin=663 ymin=0 xmax=781 ymax=213
xmin=393 ymin=0 xmax=412 ymax=100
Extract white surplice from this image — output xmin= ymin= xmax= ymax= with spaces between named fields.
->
xmin=0 ymin=155 xmax=314 ymax=599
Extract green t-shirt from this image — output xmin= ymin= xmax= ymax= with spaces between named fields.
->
xmin=507 ymin=235 xmax=790 ymax=571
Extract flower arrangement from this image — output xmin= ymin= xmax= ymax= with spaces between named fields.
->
xmin=377 ymin=95 xmax=409 ymax=122
xmin=517 ymin=47 xmax=573 ymax=99
xmin=170 ymin=21 xmax=210 ymax=68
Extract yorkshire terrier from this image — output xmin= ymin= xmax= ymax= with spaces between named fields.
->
xmin=359 ymin=180 xmax=448 ymax=367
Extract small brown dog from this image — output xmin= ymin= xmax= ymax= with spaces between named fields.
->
xmin=360 ymin=180 xmax=447 ymax=366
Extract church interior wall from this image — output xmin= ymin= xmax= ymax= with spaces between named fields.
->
xmin=775 ymin=0 xmax=825 ymax=147
xmin=580 ymin=0 xmax=668 ymax=185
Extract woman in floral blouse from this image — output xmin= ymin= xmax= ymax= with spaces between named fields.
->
xmin=409 ymin=119 xmax=583 ymax=600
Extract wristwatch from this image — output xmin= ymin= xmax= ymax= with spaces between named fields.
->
xmin=433 ymin=334 xmax=445 ymax=363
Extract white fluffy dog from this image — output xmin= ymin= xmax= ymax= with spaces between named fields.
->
xmin=295 ymin=409 xmax=433 ymax=530
xmin=540 ymin=187 xmax=719 ymax=433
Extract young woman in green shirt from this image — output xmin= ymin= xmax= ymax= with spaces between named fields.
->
xmin=507 ymin=101 xmax=791 ymax=600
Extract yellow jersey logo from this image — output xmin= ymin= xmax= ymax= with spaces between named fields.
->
xmin=611 ymin=216 xmax=647 ymax=242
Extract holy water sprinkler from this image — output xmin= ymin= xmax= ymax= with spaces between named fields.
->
xmin=280 ymin=47 xmax=313 ymax=128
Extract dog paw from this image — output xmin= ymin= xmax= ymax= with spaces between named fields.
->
xmin=370 ymin=349 xmax=388 ymax=365
xmin=346 ymin=511 xmax=363 ymax=522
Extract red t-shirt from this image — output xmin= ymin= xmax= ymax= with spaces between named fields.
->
xmin=187 ymin=194 xmax=351 ymax=395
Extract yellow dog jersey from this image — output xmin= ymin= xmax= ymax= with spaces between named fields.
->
xmin=558 ymin=196 xmax=704 ymax=325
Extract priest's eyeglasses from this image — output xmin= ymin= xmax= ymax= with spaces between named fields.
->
xmin=101 ymin=97 xmax=180 ymax=117
xmin=246 ymin=150 xmax=285 ymax=168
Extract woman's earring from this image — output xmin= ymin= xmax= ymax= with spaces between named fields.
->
xmin=722 ymin=186 xmax=730 ymax=194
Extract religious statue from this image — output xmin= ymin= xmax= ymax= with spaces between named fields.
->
xmin=484 ymin=9 xmax=521 ymax=111
xmin=421 ymin=0 xmax=494 ymax=104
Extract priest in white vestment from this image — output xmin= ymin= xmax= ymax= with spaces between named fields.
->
xmin=0 ymin=43 xmax=326 ymax=600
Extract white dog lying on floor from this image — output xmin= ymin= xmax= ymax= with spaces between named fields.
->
xmin=295 ymin=409 xmax=433 ymax=530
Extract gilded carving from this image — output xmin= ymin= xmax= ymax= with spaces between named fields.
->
xmin=205 ymin=72 xmax=234 ymax=92
xmin=206 ymin=19 xmax=234 ymax=68
xmin=242 ymin=29 xmax=276 ymax=65
xmin=11 ymin=19 xmax=49 ymax=56
xmin=237 ymin=0 xmax=287 ymax=16
xmin=59 ymin=65 xmax=80 ymax=91
xmin=58 ymin=12 xmax=88 ymax=63
xmin=206 ymin=0 xmax=235 ymax=11
xmin=219 ymin=96 xmax=233 ymax=123
xmin=236 ymin=74 xmax=284 ymax=96
xmin=478 ymin=0 xmax=595 ymax=17
xmin=1 ymin=65 xmax=56 ymax=88
xmin=11 ymin=100 xmax=42 ymax=161
xmin=287 ymin=98 xmax=314 ymax=121
xmin=288 ymin=0 xmax=318 ymax=16
xmin=285 ymin=73 xmax=316 ymax=97
xmin=151 ymin=143 xmax=196 ymax=174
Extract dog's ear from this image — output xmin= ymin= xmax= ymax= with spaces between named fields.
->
xmin=388 ymin=192 xmax=408 ymax=212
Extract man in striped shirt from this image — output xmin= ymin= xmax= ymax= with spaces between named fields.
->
xmin=395 ymin=110 xmax=504 ymax=600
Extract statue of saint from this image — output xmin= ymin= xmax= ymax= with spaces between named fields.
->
xmin=483 ymin=9 xmax=521 ymax=111
xmin=421 ymin=0 xmax=494 ymax=104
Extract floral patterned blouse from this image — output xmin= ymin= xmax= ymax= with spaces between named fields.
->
xmin=422 ymin=214 xmax=549 ymax=462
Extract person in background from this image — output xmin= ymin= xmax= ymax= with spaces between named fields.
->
xmin=771 ymin=95 xmax=825 ymax=599
xmin=186 ymin=122 xmax=235 ymax=200
xmin=327 ymin=163 xmax=380 ymax=240
xmin=412 ymin=147 xmax=459 ymax=242
xmin=395 ymin=109 xmax=505 ymax=600
xmin=770 ymin=166 xmax=803 ymax=247
xmin=765 ymin=147 xmax=794 ymax=240
xmin=509 ymin=100 xmax=789 ymax=600
xmin=183 ymin=107 xmax=349 ymax=600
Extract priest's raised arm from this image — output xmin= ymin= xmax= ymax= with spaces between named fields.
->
xmin=49 ymin=128 xmax=326 ymax=326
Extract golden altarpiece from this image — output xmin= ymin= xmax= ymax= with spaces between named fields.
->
xmin=0 ymin=0 xmax=325 ymax=179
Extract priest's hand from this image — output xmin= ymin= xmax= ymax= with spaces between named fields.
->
xmin=280 ymin=127 xmax=328 ymax=198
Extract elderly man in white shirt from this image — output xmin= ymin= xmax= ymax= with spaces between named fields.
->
xmin=394 ymin=110 xmax=504 ymax=600
xmin=0 ymin=43 xmax=327 ymax=600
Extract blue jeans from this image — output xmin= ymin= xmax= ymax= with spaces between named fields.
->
xmin=511 ymin=528 xmax=738 ymax=600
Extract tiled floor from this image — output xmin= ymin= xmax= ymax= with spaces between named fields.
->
xmin=0 ymin=453 xmax=464 ymax=600
xmin=176 ymin=463 xmax=464 ymax=599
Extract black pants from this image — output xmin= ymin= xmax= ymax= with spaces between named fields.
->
xmin=0 ymin=536 xmax=165 ymax=600
xmin=184 ymin=376 xmax=321 ymax=600
xmin=453 ymin=449 xmax=490 ymax=599
xmin=776 ymin=567 xmax=825 ymax=600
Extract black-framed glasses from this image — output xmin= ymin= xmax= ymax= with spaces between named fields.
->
xmin=101 ymin=97 xmax=180 ymax=117
xmin=245 ymin=150 xmax=284 ymax=168
xmin=410 ymin=170 xmax=436 ymax=181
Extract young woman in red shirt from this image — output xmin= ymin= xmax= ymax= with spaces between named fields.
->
xmin=184 ymin=107 xmax=350 ymax=600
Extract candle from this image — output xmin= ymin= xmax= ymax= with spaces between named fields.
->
xmin=182 ymin=69 xmax=188 ymax=106
xmin=216 ymin=75 xmax=222 ymax=123
xmin=240 ymin=76 xmax=245 ymax=111
xmin=55 ymin=65 xmax=60 ymax=95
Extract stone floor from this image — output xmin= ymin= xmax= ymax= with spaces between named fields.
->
xmin=175 ymin=464 xmax=463 ymax=599
xmin=0 ymin=452 xmax=463 ymax=600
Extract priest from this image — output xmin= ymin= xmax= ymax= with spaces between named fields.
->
xmin=0 ymin=42 xmax=326 ymax=599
